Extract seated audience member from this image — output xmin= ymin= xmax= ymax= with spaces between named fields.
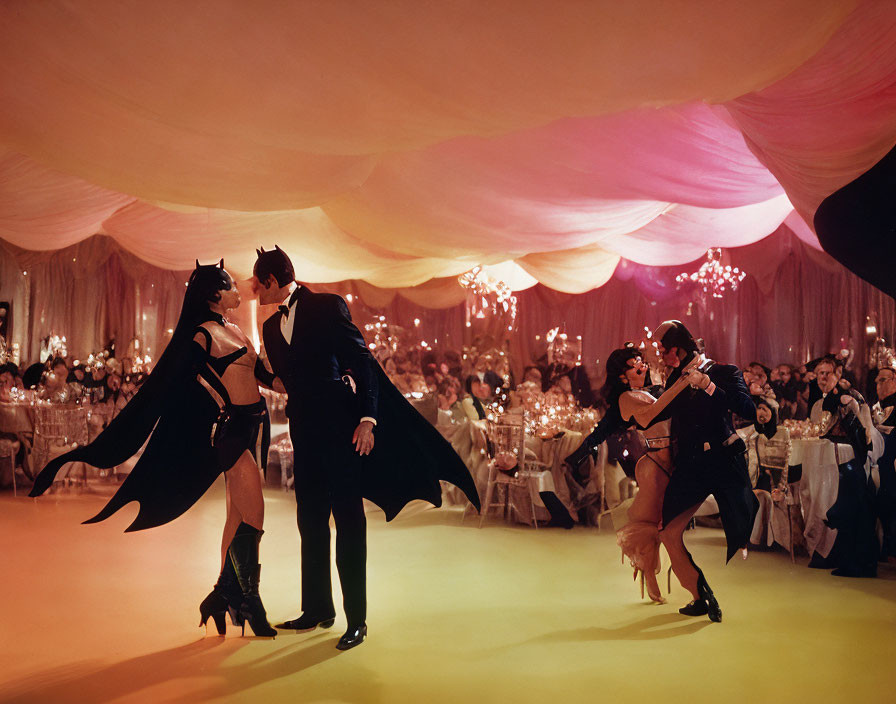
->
xmin=39 ymin=357 xmax=81 ymax=403
xmin=0 ymin=363 xmax=20 ymax=401
xmin=808 ymin=355 xmax=881 ymax=577
xmin=461 ymin=374 xmax=492 ymax=421
xmin=544 ymin=347 xmax=595 ymax=407
xmin=103 ymin=372 xmax=128 ymax=418
xmin=21 ymin=363 xmax=44 ymax=390
xmin=872 ymin=366 xmax=896 ymax=561
xmin=443 ymin=350 xmax=463 ymax=381
xmin=67 ymin=362 xmax=91 ymax=397
xmin=522 ymin=365 xmax=543 ymax=387
xmin=436 ymin=379 xmax=466 ymax=426
xmin=545 ymin=375 xmax=575 ymax=408
xmin=771 ymin=363 xmax=806 ymax=420
xmin=744 ymin=397 xmax=796 ymax=549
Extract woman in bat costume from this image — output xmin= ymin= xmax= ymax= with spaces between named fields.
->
xmin=31 ymin=261 xmax=278 ymax=637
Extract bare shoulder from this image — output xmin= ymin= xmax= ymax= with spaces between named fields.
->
xmin=192 ymin=322 xmax=216 ymax=346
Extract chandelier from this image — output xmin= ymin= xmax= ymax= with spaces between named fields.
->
xmin=458 ymin=266 xmax=518 ymax=331
xmin=675 ymin=248 xmax=746 ymax=299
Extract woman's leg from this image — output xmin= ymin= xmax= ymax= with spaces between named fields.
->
xmin=223 ymin=450 xmax=275 ymax=636
xmin=221 ymin=476 xmax=243 ymax=569
xmin=660 ymin=503 xmax=702 ymax=600
xmin=225 ymin=450 xmax=265 ymax=530
xmin=627 ymin=458 xmax=670 ymax=601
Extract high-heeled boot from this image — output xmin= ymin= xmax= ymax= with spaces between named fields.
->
xmin=228 ymin=522 xmax=277 ymax=637
xmin=199 ymin=555 xmax=243 ymax=635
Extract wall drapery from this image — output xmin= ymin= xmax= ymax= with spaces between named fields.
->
xmin=2 ymin=227 xmax=892 ymax=377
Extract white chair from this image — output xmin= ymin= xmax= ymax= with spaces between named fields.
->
xmin=479 ymin=414 xmax=540 ymax=528
xmin=0 ymin=438 xmax=20 ymax=496
xmin=32 ymin=405 xmax=90 ymax=488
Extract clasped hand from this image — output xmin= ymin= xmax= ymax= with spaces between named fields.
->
xmin=681 ymin=355 xmax=711 ymax=390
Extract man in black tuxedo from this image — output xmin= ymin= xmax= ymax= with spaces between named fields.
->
xmin=651 ymin=320 xmax=758 ymax=623
xmin=251 ymin=246 xmax=479 ymax=650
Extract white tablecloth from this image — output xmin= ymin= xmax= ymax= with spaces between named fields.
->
xmin=790 ymin=438 xmax=843 ymax=558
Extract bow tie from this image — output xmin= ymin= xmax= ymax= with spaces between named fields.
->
xmin=278 ymin=287 xmax=302 ymax=317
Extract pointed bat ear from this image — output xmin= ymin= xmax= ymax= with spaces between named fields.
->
xmin=256 ymin=247 xmax=264 ymax=256
xmin=275 ymin=244 xmax=282 ymax=252
xmin=219 ymin=259 xmax=224 ymax=269
xmin=195 ymin=259 xmax=200 ymax=269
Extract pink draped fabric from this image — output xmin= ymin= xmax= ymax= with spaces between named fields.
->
xmin=0 ymin=0 xmax=891 ymax=297
xmin=726 ymin=0 xmax=896 ymax=223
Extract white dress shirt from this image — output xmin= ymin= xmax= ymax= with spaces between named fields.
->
xmin=279 ymin=284 xmax=298 ymax=343
xmin=279 ymin=285 xmax=376 ymax=426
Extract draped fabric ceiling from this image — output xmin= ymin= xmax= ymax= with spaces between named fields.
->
xmin=1 ymin=0 xmax=895 ymax=297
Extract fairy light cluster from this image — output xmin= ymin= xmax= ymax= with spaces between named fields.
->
xmin=545 ymin=327 xmax=583 ymax=366
xmin=363 ymin=315 xmax=400 ymax=357
xmin=676 ymin=248 xmax=746 ymax=299
xmin=483 ymin=389 xmax=598 ymax=439
xmin=458 ymin=266 xmax=518 ymax=331
xmin=44 ymin=334 xmax=68 ymax=360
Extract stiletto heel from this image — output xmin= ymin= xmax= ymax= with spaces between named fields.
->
xmin=667 ymin=565 xmax=672 ymax=594
xmin=200 ymin=549 xmax=243 ymax=635
xmin=639 ymin=571 xmax=645 ymax=599
xmin=211 ymin=612 xmax=226 ymax=635
xmin=199 ymin=588 xmax=229 ymax=636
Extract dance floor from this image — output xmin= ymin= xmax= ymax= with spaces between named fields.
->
xmin=2 ymin=481 xmax=894 ymax=704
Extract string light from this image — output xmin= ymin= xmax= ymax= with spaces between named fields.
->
xmin=675 ymin=248 xmax=746 ymax=299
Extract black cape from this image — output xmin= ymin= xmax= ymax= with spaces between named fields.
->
xmin=29 ymin=315 xmax=225 ymax=532
xmin=358 ymin=363 xmax=481 ymax=520
xmin=261 ymin=288 xmax=480 ymax=519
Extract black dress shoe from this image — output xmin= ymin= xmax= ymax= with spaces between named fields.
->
xmin=831 ymin=566 xmax=877 ymax=578
xmin=336 ymin=624 xmax=367 ymax=651
xmin=275 ymin=613 xmax=336 ymax=631
xmin=696 ymin=578 xmax=722 ymax=623
xmin=678 ymin=599 xmax=708 ymax=617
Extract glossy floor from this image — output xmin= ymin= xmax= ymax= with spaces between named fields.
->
xmin=2 ymin=482 xmax=894 ymax=703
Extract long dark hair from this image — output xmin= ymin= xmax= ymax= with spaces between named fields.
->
xmin=600 ymin=347 xmax=645 ymax=409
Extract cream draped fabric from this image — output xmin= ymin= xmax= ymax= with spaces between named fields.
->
xmin=1 ymin=0 xmax=893 ymax=293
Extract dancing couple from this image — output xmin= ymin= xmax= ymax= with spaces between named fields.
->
xmin=31 ymin=247 xmax=480 ymax=650
xmin=567 ymin=321 xmax=757 ymax=621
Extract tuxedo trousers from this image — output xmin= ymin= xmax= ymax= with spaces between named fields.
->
xmin=662 ymin=445 xmax=759 ymax=563
xmin=289 ymin=383 xmax=367 ymax=625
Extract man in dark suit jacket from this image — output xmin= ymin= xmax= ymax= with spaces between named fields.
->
xmin=251 ymin=246 xmax=479 ymax=650
xmin=651 ymin=320 xmax=758 ymax=624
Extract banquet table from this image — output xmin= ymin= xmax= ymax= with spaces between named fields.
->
xmin=789 ymin=438 xmax=843 ymax=559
